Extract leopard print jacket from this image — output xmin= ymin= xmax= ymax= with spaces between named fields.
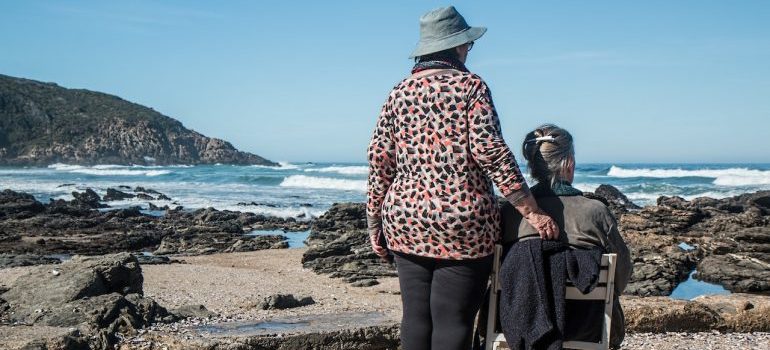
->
xmin=367 ymin=70 xmax=530 ymax=259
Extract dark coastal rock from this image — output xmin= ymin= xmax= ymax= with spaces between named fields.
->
xmin=171 ymin=304 xmax=217 ymax=319
xmin=0 ymin=73 xmax=276 ymax=166
xmin=623 ymin=232 xmax=697 ymax=296
xmin=302 ymin=204 xmax=396 ymax=285
xmin=0 ymin=253 xmax=174 ymax=349
xmin=134 ymin=253 xmax=177 ymax=265
xmin=618 ymin=190 xmax=770 ymax=295
xmin=1 ymin=253 xmax=143 ymax=308
xmin=721 ymin=190 xmax=770 ymax=212
xmin=135 ymin=186 xmax=164 ymax=196
xmin=239 ymin=212 xmax=310 ymax=232
xmin=0 ymin=189 xmax=45 ymax=219
xmin=239 ymin=201 xmax=278 ymax=208
xmin=0 ymin=191 xmax=305 ymax=258
xmin=234 ymin=325 xmax=400 ymax=350
xmin=257 ymin=294 xmax=315 ymax=310
xmin=621 ymin=203 xmax=706 ymax=234
xmin=697 ymin=253 xmax=770 ymax=293
xmin=148 ymin=202 xmax=171 ymax=211
xmin=136 ymin=193 xmax=155 ymax=200
xmin=351 ymin=279 xmax=380 ymax=287
xmin=0 ymin=253 xmax=61 ymax=268
xmin=102 ymin=188 xmax=135 ymax=201
xmin=71 ymin=188 xmax=106 ymax=208
xmin=585 ymin=184 xmax=641 ymax=218
xmin=307 ymin=203 xmax=368 ymax=245
xmin=45 ymin=197 xmax=99 ymax=217
xmin=154 ymin=233 xmax=287 ymax=256
xmin=690 ymin=205 xmax=768 ymax=236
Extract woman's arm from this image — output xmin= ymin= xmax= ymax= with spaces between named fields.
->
xmin=367 ymin=99 xmax=397 ymax=258
xmin=466 ymin=77 xmax=559 ymax=239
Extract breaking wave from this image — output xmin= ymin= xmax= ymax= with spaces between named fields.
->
xmin=279 ymin=175 xmax=366 ymax=191
xmin=607 ymin=166 xmax=770 ymax=186
xmin=305 ymin=165 xmax=368 ymax=175
xmin=48 ymin=164 xmax=171 ymax=177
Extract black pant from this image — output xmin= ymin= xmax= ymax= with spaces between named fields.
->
xmin=394 ymin=252 xmax=493 ymax=350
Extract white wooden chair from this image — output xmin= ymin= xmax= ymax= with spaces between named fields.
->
xmin=484 ymin=244 xmax=617 ymax=350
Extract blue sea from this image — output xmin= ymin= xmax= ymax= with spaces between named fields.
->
xmin=1 ymin=162 xmax=769 ymax=219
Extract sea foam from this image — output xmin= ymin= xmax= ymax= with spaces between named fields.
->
xmin=48 ymin=164 xmax=171 ymax=176
xmin=608 ymin=166 xmax=770 ymax=187
xmin=252 ymin=161 xmax=301 ymax=170
xmin=305 ymin=165 xmax=369 ymax=175
xmin=279 ymin=175 xmax=366 ymax=192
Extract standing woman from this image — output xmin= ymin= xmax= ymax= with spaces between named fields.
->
xmin=367 ymin=6 xmax=559 ymax=350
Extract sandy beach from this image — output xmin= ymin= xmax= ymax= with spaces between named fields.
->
xmin=133 ymin=249 xmax=769 ymax=349
xmin=141 ymin=248 xmax=402 ymax=321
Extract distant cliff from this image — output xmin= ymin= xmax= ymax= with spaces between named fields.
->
xmin=0 ymin=74 xmax=276 ymax=166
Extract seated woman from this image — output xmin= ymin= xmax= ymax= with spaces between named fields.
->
xmin=499 ymin=124 xmax=632 ymax=349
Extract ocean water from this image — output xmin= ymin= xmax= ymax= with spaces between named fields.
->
xmin=1 ymin=162 xmax=769 ymax=220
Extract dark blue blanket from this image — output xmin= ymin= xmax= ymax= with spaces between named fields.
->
xmin=499 ymin=239 xmax=602 ymax=350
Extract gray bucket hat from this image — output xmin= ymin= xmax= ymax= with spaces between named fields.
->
xmin=409 ymin=6 xmax=487 ymax=59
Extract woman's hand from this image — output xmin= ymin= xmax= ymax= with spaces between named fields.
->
xmin=369 ymin=228 xmax=392 ymax=263
xmin=512 ymin=193 xmax=560 ymax=240
xmin=524 ymin=210 xmax=560 ymax=240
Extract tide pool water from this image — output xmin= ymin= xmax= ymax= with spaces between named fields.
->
xmin=1 ymin=162 xmax=768 ymax=221
xmin=670 ymin=270 xmax=731 ymax=300
xmin=247 ymin=229 xmax=310 ymax=248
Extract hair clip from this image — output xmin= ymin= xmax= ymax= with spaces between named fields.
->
xmin=524 ymin=136 xmax=556 ymax=144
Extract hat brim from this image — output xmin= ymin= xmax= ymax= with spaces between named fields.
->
xmin=409 ymin=26 xmax=486 ymax=59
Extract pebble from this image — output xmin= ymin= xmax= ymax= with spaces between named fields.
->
xmin=622 ymin=332 xmax=770 ymax=350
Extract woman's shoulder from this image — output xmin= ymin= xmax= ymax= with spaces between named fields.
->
xmin=386 ymin=71 xmax=486 ymax=102
xmin=563 ymin=195 xmax=617 ymax=224
xmin=398 ymin=70 xmax=483 ymax=84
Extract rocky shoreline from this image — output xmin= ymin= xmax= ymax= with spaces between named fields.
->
xmin=1 ymin=185 xmax=769 ymax=349
xmin=0 ymin=186 xmax=308 ymax=267
xmin=302 ymin=187 xmax=770 ymax=297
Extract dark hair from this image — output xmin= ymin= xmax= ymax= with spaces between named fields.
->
xmin=522 ymin=124 xmax=575 ymax=186
xmin=415 ymin=47 xmax=459 ymax=63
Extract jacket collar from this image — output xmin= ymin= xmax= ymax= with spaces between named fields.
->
xmin=531 ymin=181 xmax=583 ymax=198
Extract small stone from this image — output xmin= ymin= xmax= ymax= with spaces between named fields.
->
xmin=351 ymin=279 xmax=379 ymax=287
xmin=257 ymin=294 xmax=315 ymax=310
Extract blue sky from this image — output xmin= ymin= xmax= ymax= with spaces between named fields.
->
xmin=1 ymin=1 xmax=768 ymax=163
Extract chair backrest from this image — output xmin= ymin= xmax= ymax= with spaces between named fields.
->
xmin=485 ymin=244 xmax=617 ymax=350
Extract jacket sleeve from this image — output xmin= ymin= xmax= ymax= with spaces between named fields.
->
xmin=366 ymin=97 xmax=397 ymax=238
xmin=605 ymin=215 xmax=632 ymax=294
xmin=466 ymin=77 xmax=530 ymax=203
